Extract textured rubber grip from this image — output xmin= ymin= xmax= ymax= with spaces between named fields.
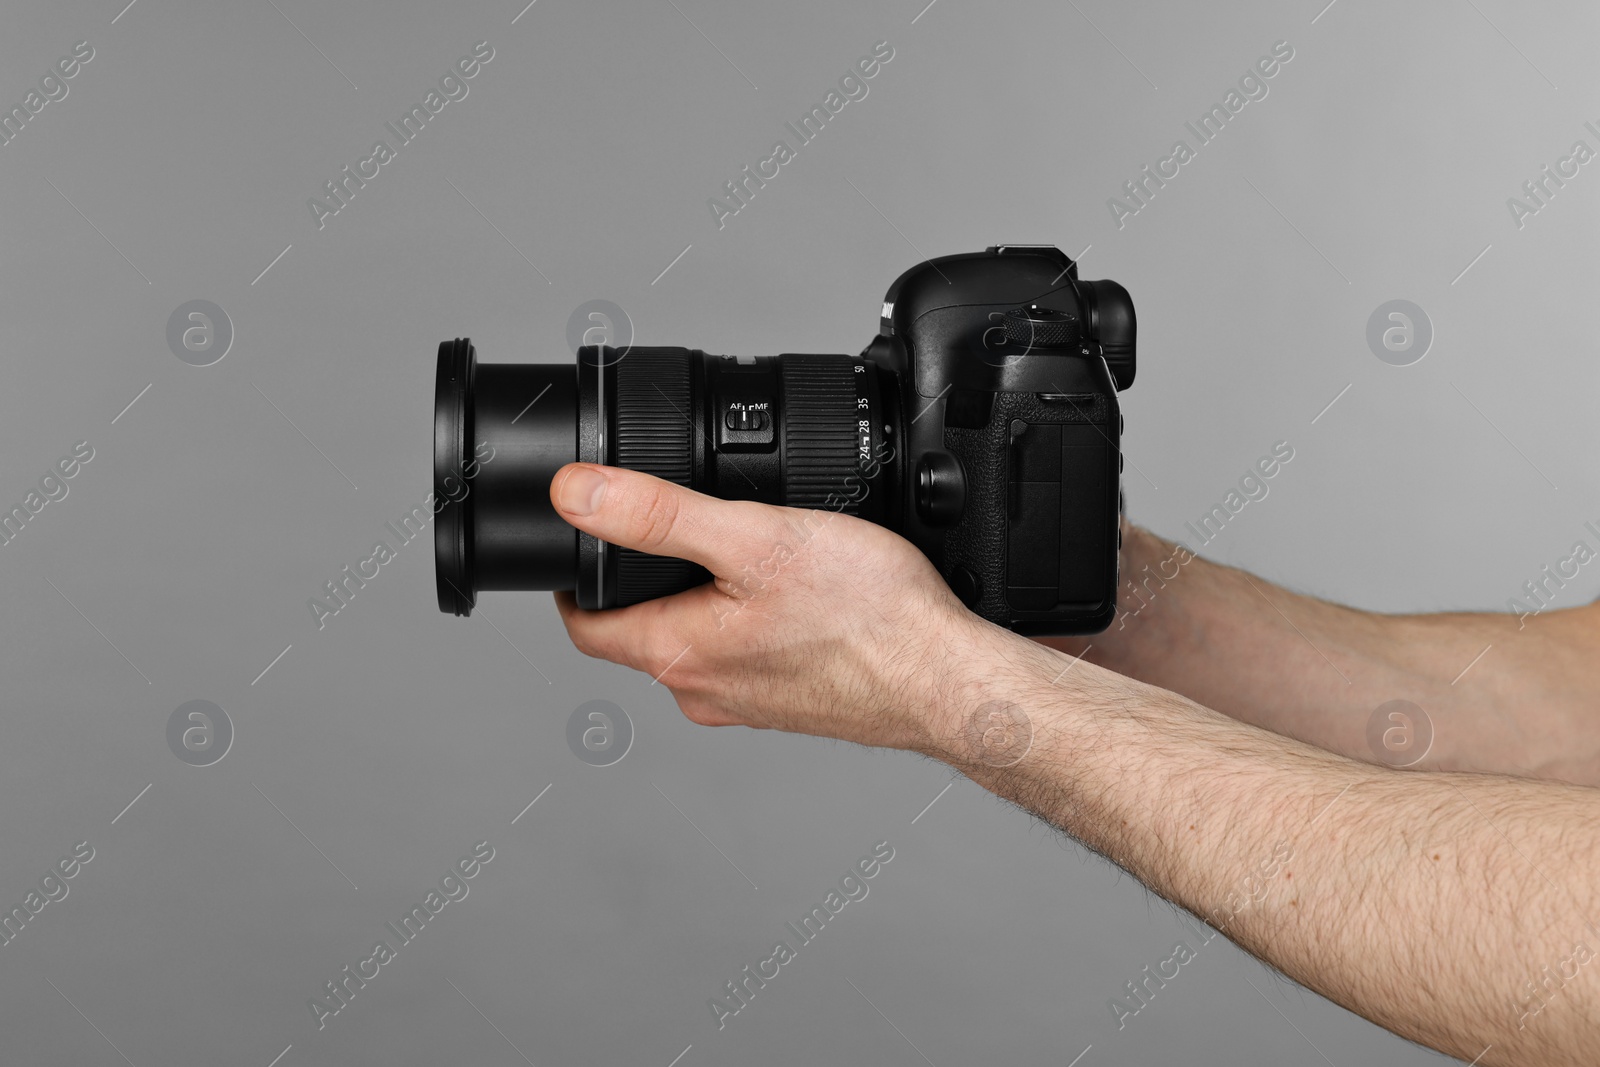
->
xmin=611 ymin=350 xmax=709 ymax=604
xmin=780 ymin=355 xmax=863 ymax=511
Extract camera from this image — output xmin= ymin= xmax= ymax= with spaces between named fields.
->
xmin=433 ymin=244 xmax=1135 ymax=634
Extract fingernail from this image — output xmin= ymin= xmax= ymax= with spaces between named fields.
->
xmin=557 ymin=466 xmax=608 ymax=516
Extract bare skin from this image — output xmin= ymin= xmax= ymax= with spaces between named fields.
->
xmin=1041 ymin=521 xmax=1600 ymax=786
xmin=549 ymin=462 xmax=1600 ymax=1067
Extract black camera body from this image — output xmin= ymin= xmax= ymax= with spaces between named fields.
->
xmin=433 ymin=244 xmax=1134 ymax=635
xmin=866 ymin=244 xmax=1133 ymax=634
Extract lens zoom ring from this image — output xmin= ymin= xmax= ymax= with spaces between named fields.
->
xmin=613 ymin=351 xmax=707 ymax=603
xmin=781 ymin=356 xmax=863 ymax=511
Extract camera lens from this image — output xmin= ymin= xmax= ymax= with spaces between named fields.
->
xmin=433 ymin=340 xmax=898 ymax=615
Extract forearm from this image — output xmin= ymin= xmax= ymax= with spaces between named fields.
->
xmin=547 ymin=465 xmax=1600 ymax=1062
xmin=930 ymin=629 xmax=1600 ymax=1066
xmin=1042 ymin=523 xmax=1600 ymax=784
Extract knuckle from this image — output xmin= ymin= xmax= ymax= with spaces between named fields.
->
xmin=565 ymin=625 xmax=605 ymax=661
xmin=679 ymin=701 xmax=723 ymax=728
xmin=627 ymin=483 xmax=682 ymax=553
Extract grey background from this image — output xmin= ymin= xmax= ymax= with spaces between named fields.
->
xmin=1 ymin=0 xmax=1595 ymax=1064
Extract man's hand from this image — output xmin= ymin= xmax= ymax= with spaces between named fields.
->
xmin=546 ymin=464 xmax=1600 ymax=1066
xmin=549 ymin=462 xmax=986 ymax=752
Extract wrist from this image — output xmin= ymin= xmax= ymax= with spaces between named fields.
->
xmin=916 ymin=619 xmax=1099 ymax=777
xmin=1085 ymin=522 xmax=1190 ymax=669
xmin=920 ymin=630 xmax=1299 ymax=857
xmin=1118 ymin=518 xmax=1167 ymax=580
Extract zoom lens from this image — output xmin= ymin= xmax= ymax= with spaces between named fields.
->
xmin=433 ymin=340 xmax=899 ymax=615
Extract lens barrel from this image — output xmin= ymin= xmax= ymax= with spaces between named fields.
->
xmin=434 ymin=340 xmax=896 ymax=616
xmin=434 ymin=338 xmax=579 ymax=615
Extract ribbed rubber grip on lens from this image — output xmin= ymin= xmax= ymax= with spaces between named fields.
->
xmin=612 ymin=350 xmax=708 ymax=604
xmin=781 ymin=355 xmax=863 ymax=511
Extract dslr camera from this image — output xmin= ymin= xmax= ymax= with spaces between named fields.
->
xmin=434 ymin=244 xmax=1135 ymax=634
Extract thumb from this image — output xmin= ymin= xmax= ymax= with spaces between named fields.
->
xmin=549 ymin=463 xmax=795 ymax=573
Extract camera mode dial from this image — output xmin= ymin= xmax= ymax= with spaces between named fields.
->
xmin=1001 ymin=305 xmax=1080 ymax=349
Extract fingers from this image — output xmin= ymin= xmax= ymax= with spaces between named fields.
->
xmin=549 ymin=463 xmax=795 ymax=574
xmin=554 ymin=589 xmax=711 ymax=679
xmin=555 ymin=590 xmax=766 ymax=729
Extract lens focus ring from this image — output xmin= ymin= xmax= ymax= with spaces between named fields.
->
xmin=612 ymin=350 xmax=709 ymax=604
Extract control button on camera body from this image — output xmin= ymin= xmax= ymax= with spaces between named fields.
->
xmin=1001 ymin=305 xmax=1081 ymax=350
xmin=916 ymin=451 xmax=966 ymax=526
